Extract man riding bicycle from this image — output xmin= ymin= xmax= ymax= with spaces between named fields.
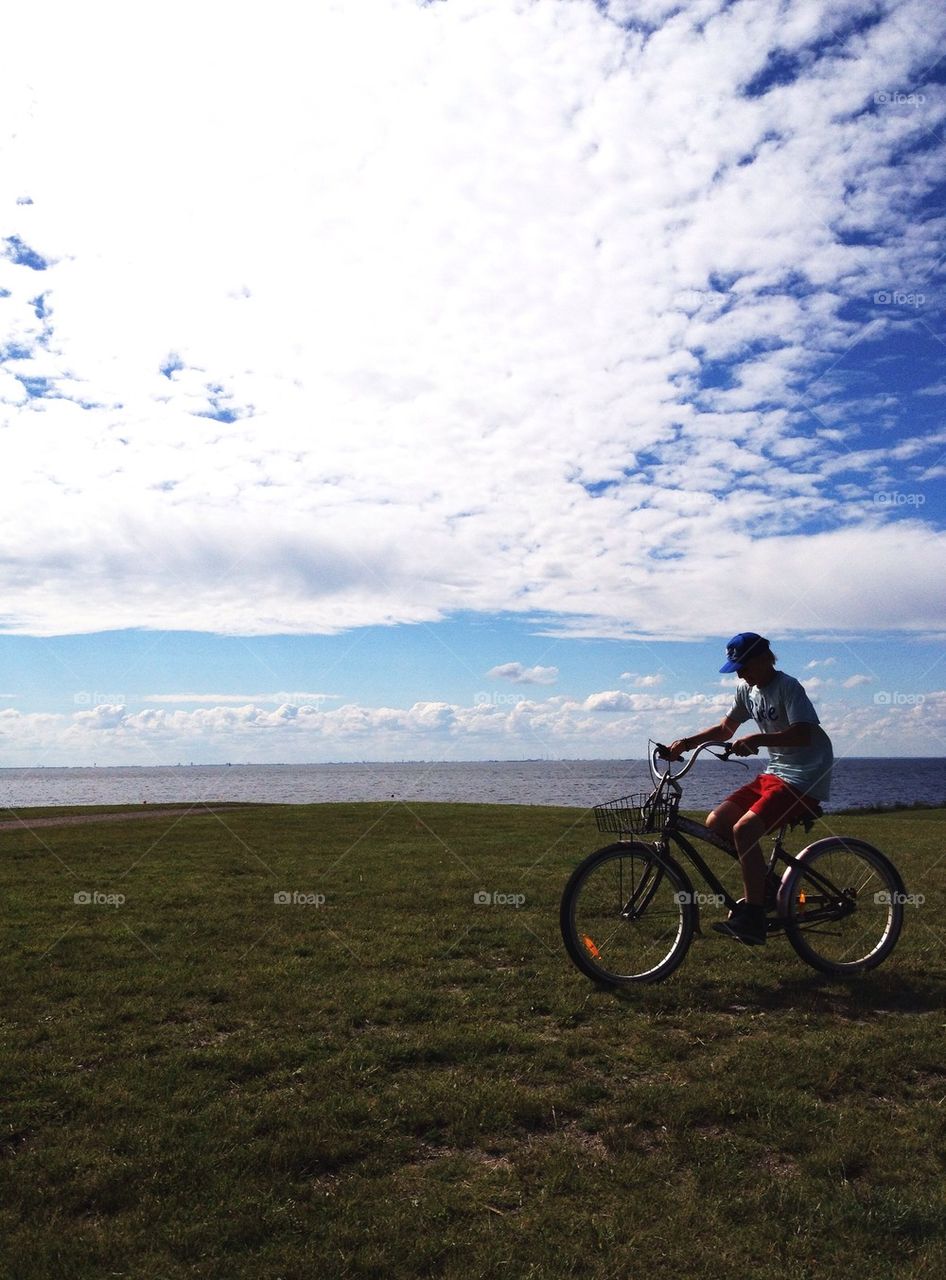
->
xmin=668 ymin=632 xmax=834 ymax=945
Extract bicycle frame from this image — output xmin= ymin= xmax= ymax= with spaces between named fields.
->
xmin=641 ymin=742 xmax=824 ymax=927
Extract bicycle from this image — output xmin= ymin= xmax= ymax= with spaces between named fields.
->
xmin=560 ymin=741 xmax=906 ymax=985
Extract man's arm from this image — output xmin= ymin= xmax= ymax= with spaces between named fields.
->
xmin=731 ymin=723 xmax=813 ymax=755
xmin=668 ymin=716 xmax=741 ymax=759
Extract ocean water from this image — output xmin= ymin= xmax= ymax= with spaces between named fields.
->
xmin=0 ymin=758 xmax=944 ymax=812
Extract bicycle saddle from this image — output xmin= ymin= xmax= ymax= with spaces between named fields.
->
xmin=790 ymin=803 xmax=823 ymax=833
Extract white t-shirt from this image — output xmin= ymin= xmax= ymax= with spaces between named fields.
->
xmin=727 ymin=670 xmax=833 ymax=800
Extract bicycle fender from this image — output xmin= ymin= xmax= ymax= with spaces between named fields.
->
xmin=776 ymin=836 xmax=905 ymax=917
xmin=591 ymin=840 xmax=692 ymax=887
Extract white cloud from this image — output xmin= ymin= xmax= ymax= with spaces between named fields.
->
xmin=806 ymin=658 xmax=837 ymax=669
xmin=842 ymin=674 xmax=873 ymax=688
xmin=0 ymin=0 xmax=943 ymax=641
xmin=487 ymin=663 xmax=559 ymax=686
xmin=620 ymin=673 xmax=665 ymax=687
xmin=584 ymin=690 xmax=637 ymax=713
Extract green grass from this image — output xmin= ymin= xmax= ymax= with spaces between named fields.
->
xmin=2 ymin=802 xmax=946 ymax=1278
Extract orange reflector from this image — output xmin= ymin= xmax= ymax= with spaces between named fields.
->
xmin=583 ymin=935 xmax=601 ymax=958
xmin=798 ymin=892 xmax=806 ymax=905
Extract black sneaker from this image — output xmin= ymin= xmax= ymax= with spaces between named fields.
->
xmin=712 ymin=903 xmax=767 ymax=946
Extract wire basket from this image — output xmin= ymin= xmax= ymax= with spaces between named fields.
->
xmin=594 ymin=792 xmax=667 ymax=837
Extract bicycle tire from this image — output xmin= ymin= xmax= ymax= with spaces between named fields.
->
xmin=780 ymin=837 xmax=905 ymax=975
xmin=560 ymin=841 xmax=696 ymax=985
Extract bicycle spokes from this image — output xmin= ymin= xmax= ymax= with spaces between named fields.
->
xmin=783 ymin=840 xmax=904 ymax=973
xmin=561 ymin=844 xmax=695 ymax=984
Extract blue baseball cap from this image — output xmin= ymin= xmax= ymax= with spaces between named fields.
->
xmin=719 ymin=632 xmax=770 ymax=673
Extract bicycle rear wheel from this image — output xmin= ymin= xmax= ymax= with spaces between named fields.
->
xmin=781 ymin=838 xmax=905 ymax=975
xmin=560 ymin=842 xmax=695 ymax=985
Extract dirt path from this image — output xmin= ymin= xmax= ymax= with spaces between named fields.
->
xmin=0 ymin=805 xmax=256 ymax=832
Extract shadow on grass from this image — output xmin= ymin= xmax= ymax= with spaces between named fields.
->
xmin=600 ymin=967 xmax=946 ymax=1016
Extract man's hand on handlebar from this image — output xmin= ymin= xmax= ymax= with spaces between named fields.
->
xmin=728 ymin=738 xmax=760 ymax=757
xmin=663 ymin=739 xmax=689 ymax=761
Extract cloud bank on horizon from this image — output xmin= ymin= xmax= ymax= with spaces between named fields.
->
xmin=2 ymin=686 xmax=943 ymax=767
xmin=2 ymin=0 xmax=945 ymax=645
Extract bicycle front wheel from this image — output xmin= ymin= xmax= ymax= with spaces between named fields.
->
xmin=560 ymin=842 xmax=696 ymax=985
xmin=781 ymin=838 xmax=905 ymax=976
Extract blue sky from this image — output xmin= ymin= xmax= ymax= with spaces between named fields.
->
xmin=1 ymin=0 xmax=945 ymax=764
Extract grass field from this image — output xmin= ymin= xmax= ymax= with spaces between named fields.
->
xmin=2 ymin=800 xmax=945 ymax=1278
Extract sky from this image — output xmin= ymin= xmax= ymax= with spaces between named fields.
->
xmin=1 ymin=0 xmax=945 ymax=766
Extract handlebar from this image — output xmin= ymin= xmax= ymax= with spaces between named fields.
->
xmin=649 ymin=739 xmax=754 ymax=786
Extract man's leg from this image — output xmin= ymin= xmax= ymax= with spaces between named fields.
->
xmin=707 ymin=786 xmax=768 ymax=944
xmin=712 ymin=809 xmax=769 ymax=944
xmin=707 ymin=799 xmax=767 ymax=903
xmin=705 ymin=800 xmax=747 ymax=843
xmin=731 ymin=809 xmax=767 ymax=906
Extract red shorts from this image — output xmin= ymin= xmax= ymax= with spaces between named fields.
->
xmin=721 ymin=773 xmax=821 ymax=833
